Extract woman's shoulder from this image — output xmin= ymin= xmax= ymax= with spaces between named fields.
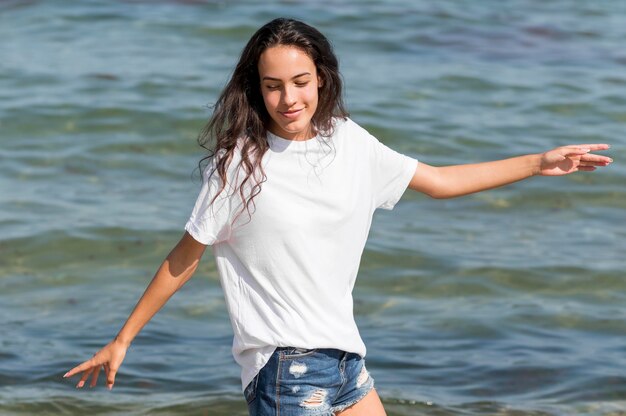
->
xmin=331 ymin=116 xmax=353 ymax=129
xmin=331 ymin=117 xmax=377 ymax=143
xmin=328 ymin=116 xmax=365 ymax=137
xmin=201 ymin=145 xmax=243 ymax=180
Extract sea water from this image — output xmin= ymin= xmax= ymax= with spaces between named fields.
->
xmin=1 ymin=1 xmax=625 ymax=415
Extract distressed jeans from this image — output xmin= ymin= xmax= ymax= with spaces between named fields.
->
xmin=244 ymin=347 xmax=375 ymax=416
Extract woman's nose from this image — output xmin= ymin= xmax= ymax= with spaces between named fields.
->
xmin=282 ymin=86 xmax=296 ymax=106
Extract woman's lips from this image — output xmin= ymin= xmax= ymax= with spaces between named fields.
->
xmin=279 ymin=108 xmax=303 ymax=119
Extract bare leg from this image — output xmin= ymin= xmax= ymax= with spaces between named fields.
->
xmin=335 ymin=388 xmax=387 ymax=416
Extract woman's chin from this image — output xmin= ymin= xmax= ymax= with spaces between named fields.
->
xmin=274 ymin=123 xmax=312 ymax=140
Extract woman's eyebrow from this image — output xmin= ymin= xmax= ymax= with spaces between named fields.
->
xmin=262 ymin=72 xmax=311 ymax=81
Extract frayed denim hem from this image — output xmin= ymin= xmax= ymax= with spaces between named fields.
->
xmin=330 ymin=382 xmax=375 ymax=414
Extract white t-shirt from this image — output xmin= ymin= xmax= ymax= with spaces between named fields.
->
xmin=185 ymin=117 xmax=418 ymax=390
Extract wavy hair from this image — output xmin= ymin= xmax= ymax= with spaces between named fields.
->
xmin=197 ymin=17 xmax=349 ymax=222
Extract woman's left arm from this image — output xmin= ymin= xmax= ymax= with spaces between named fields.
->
xmin=409 ymin=144 xmax=612 ymax=199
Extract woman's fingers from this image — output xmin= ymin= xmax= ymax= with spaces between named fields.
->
xmin=64 ymin=357 xmax=97 ymax=379
xmin=76 ymin=367 xmax=94 ymax=389
xmin=553 ymin=146 xmax=612 ymax=165
xmin=89 ymin=365 xmax=102 ymax=388
xmin=106 ymin=364 xmax=118 ymax=390
xmin=560 ymin=144 xmax=611 ymax=159
xmin=65 ymin=340 xmax=129 ymax=390
xmin=560 ymin=146 xmax=590 ymax=157
xmin=580 ymin=161 xmax=611 ymax=168
xmin=567 ymin=143 xmax=610 ymax=151
xmin=68 ymin=360 xmax=116 ymax=390
xmin=65 ymin=351 xmax=107 ymax=383
xmin=546 ymin=146 xmax=587 ymax=160
xmin=540 ymin=144 xmax=612 ymax=176
xmin=580 ymin=153 xmax=613 ymax=164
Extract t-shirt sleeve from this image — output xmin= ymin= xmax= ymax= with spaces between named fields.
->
xmin=368 ymin=133 xmax=418 ymax=210
xmin=184 ymin=158 xmax=239 ymax=245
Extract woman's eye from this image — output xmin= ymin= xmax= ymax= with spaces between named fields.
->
xmin=266 ymin=85 xmax=279 ymax=90
xmin=295 ymin=82 xmax=309 ymax=87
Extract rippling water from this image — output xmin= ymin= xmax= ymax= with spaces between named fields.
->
xmin=1 ymin=1 xmax=625 ymax=415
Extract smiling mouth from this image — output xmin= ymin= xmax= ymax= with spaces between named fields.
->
xmin=279 ymin=108 xmax=303 ymax=118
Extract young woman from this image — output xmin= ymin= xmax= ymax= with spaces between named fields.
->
xmin=64 ymin=18 xmax=612 ymax=416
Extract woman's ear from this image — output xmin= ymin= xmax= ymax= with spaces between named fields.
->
xmin=317 ymin=74 xmax=324 ymax=88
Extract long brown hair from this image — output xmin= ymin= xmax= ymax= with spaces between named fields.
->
xmin=197 ymin=18 xmax=349 ymax=222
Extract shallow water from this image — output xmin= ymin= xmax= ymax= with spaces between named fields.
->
xmin=1 ymin=1 xmax=625 ymax=415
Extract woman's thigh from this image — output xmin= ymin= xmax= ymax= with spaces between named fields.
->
xmin=334 ymin=389 xmax=386 ymax=416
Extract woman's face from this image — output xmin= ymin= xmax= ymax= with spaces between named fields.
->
xmin=258 ymin=45 xmax=320 ymax=141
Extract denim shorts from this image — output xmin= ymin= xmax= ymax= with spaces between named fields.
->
xmin=244 ymin=347 xmax=375 ymax=416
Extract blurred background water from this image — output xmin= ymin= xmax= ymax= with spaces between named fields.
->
xmin=1 ymin=0 xmax=625 ymax=415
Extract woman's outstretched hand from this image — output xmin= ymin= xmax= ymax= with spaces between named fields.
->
xmin=63 ymin=338 xmax=129 ymax=390
xmin=538 ymin=144 xmax=612 ymax=176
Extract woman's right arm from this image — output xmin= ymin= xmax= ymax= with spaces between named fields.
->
xmin=63 ymin=231 xmax=207 ymax=390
